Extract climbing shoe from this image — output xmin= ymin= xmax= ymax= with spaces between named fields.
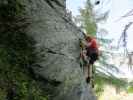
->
xmin=86 ymin=77 xmax=91 ymax=84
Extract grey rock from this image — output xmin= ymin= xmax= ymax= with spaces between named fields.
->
xmin=1 ymin=0 xmax=97 ymax=100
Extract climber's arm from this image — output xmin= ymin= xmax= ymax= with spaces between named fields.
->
xmin=82 ymin=40 xmax=92 ymax=48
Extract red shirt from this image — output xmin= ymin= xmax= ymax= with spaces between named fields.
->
xmin=89 ymin=38 xmax=98 ymax=49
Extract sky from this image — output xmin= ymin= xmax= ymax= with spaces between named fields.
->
xmin=66 ymin=0 xmax=133 ymax=51
xmin=66 ymin=0 xmax=133 ymax=79
xmin=66 ymin=0 xmax=86 ymax=16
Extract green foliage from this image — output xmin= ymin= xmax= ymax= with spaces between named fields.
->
xmin=0 ymin=0 xmax=49 ymax=99
xmin=78 ymin=0 xmax=130 ymax=97
xmin=127 ymin=86 xmax=133 ymax=93
xmin=94 ymin=37 xmax=128 ymax=96
xmin=94 ymin=75 xmax=104 ymax=97
xmin=78 ymin=0 xmax=128 ymax=94
xmin=94 ymin=73 xmax=127 ymax=97
xmin=79 ymin=0 xmax=97 ymax=36
xmin=0 ymin=0 xmax=25 ymax=21
xmin=127 ymin=82 xmax=133 ymax=93
xmin=0 ymin=0 xmax=35 ymax=68
xmin=0 ymin=48 xmax=49 ymax=100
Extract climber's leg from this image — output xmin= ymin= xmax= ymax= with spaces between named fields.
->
xmin=86 ymin=63 xmax=93 ymax=84
xmin=84 ymin=64 xmax=88 ymax=79
xmin=81 ymin=50 xmax=90 ymax=78
xmin=91 ymin=64 xmax=95 ymax=88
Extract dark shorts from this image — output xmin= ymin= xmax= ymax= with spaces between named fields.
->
xmin=87 ymin=48 xmax=98 ymax=64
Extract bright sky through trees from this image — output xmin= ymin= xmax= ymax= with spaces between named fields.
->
xmin=66 ymin=0 xmax=133 ymax=51
xmin=66 ymin=0 xmax=86 ymax=16
xmin=66 ymin=0 xmax=133 ymax=80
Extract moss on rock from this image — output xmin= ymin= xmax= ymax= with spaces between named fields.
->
xmin=0 ymin=0 xmax=49 ymax=99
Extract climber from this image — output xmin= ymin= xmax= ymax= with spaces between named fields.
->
xmin=80 ymin=35 xmax=99 ymax=86
xmin=85 ymin=35 xmax=99 ymax=84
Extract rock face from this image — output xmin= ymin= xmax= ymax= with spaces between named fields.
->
xmin=5 ymin=0 xmax=96 ymax=100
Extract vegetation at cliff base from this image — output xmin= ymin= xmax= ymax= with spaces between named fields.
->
xmin=0 ymin=0 xmax=49 ymax=99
